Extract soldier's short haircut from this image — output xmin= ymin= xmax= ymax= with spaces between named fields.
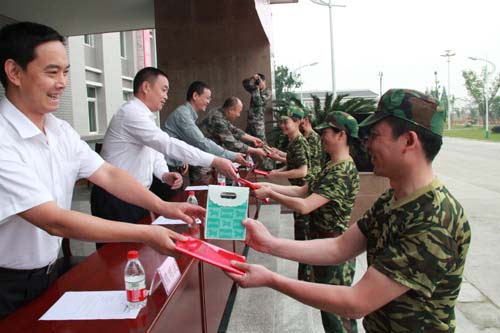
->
xmin=133 ymin=67 xmax=168 ymax=95
xmin=222 ymin=96 xmax=240 ymax=109
xmin=257 ymin=73 xmax=266 ymax=81
xmin=0 ymin=22 xmax=64 ymax=91
xmin=186 ymin=81 xmax=210 ymax=101
xmin=385 ymin=116 xmax=442 ymax=162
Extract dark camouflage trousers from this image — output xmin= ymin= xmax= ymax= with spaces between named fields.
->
xmin=293 ymin=212 xmax=312 ymax=282
xmin=312 ymin=259 xmax=357 ymax=333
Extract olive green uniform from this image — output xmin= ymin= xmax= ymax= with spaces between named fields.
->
xmin=285 ymin=134 xmax=311 ymax=281
xmin=304 ymin=129 xmax=323 ymax=181
xmin=309 ymin=159 xmax=360 ymax=333
xmin=357 ymin=178 xmax=471 ymax=333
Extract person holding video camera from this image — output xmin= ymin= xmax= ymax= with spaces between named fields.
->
xmin=242 ymin=73 xmax=271 ymax=142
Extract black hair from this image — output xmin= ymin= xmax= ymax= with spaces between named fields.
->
xmin=324 ymin=127 xmax=356 ymax=146
xmin=384 ymin=116 xmax=442 ymax=161
xmin=222 ymin=96 xmax=240 ymax=109
xmin=186 ymin=81 xmax=210 ymax=101
xmin=133 ymin=67 xmax=168 ymax=94
xmin=0 ymin=22 xmax=65 ymax=90
xmin=257 ymin=73 xmax=265 ymax=81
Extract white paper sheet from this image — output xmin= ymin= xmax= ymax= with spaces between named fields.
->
xmin=184 ymin=185 xmax=209 ymax=191
xmin=152 ymin=216 xmax=202 ymax=225
xmin=39 ymin=291 xmax=141 ymax=320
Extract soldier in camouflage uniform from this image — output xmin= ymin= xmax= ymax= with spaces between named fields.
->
xmin=199 ymin=97 xmax=267 ymax=158
xmin=267 ymin=105 xmax=311 ymax=281
xmin=228 ymin=89 xmax=471 ymax=333
xmin=243 ymin=73 xmax=271 ymax=141
xmin=301 ymin=110 xmax=324 ymax=181
xmin=243 ymin=73 xmax=273 ymax=170
xmin=256 ymin=111 xmax=361 ymax=332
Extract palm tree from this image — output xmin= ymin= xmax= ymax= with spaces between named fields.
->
xmin=307 ymin=93 xmax=376 ymax=127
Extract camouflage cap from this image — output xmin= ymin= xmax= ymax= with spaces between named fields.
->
xmin=303 ymin=109 xmax=316 ymax=123
xmin=315 ymin=111 xmax=359 ymax=138
xmin=358 ymin=89 xmax=445 ymax=136
xmin=278 ymin=104 xmax=305 ymax=120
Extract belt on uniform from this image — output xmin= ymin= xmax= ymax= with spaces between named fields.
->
xmin=0 ymin=258 xmax=58 ymax=276
xmin=310 ymin=229 xmax=342 ymax=239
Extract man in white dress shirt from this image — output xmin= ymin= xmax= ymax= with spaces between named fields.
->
xmin=0 ymin=22 xmax=205 ymax=319
xmin=91 ymin=67 xmax=236 ymax=225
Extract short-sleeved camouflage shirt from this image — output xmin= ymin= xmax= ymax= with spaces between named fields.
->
xmin=305 ymin=130 xmax=324 ymax=180
xmin=200 ymin=108 xmax=248 ymax=153
xmin=309 ymin=159 xmax=359 ymax=233
xmin=286 ymin=134 xmax=310 ymax=186
xmin=357 ymin=178 xmax=471 ymax=333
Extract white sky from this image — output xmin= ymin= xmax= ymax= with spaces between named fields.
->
xmin=271 ymin=0 xmax=500 ymax=100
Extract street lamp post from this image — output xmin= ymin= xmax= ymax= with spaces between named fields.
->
xmin=378 ymin=71 xmax=383 ymax=97
xmin=292 ymin=62 xmax=319 ymax=104
xmin=441 ymin=50 xmax=456 ymax=130
xmin=468 ymin=56 xmax=496 ymax=139
xmin=310 ymin=0 xmax=345 ymax=98
xmin=434 ymin=71 xmax=439 ymax=98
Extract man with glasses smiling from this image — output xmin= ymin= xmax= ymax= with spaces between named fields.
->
xmin=164 ymin=81 xmax=246 ymax=182
xmin=227 ymin=89 xmax=471 ymax=333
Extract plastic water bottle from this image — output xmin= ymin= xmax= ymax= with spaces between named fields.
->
xmin=217 ymin=172 xmax=226 ymax=186
xmin=245 ymin=154 xmax=254 ymax=171
xmin=186 ymin=191 xmax=201 ymax=237
xmin=124 ymin=250 xmax=147 ymax=309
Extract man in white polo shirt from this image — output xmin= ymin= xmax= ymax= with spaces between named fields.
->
xmin=91 ymin=67 xmax=237 ymax=226
xmin=0 ymin=22 xmax=204 ymax=319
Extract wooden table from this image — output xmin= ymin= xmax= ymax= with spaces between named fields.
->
xmin=0 ymin=171 xmax=259 ymax=333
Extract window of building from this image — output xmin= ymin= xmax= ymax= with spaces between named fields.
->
xmin=120 ymin=31 xmax=127 ymax=59
xmin=87 ymin=86 xmax=98 ymax=133
xmin=123 ymin=91 xmax=133 ymax=102
xmin=83 ymin=34 xmax=94 ymax=47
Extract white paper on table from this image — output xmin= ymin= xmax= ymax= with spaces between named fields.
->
xmin=39 ymin=291 xmax=140 ymax=320
xmin=184 ymin=185 xmax=209 ymax=191
xmin=152 ymin=216 xmax=202 ymax=225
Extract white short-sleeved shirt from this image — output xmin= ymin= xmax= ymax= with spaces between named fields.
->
xmin=100 ymin=98 xmax=214 ymax=188
xmin=0 ymin=97 xmax=104 ymax=269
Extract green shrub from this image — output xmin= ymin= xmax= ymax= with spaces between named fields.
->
xmin=492 ymin=125 xmax=500 ymax=133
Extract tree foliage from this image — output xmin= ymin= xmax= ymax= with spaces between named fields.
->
xmin=274 ymin=65 xmax=302 ymax=101
xmin=462 ymin=68 xmax=500 ymax=124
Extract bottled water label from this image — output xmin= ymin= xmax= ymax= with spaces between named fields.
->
xmin=125 ymin=276 xmax=147 ymax=303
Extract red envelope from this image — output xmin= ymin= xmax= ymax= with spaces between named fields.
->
xmin=175 ymin=235 xmax=246 ymax=275
xmin=253 ymin=169 xmax=269 ymax=176
xmin=237 ymin=178 xmax=270 ymax=204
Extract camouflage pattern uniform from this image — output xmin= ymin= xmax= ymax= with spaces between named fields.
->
xmin=243 ymin=77 xmax=271 ymax=141
xmin=285 ymin=134 xmax=310 ymax=187
xmin=357 ymin=179 xmax=470 ymax=332
xmin=286 ymin=133 xmax=312 ymax=280
xmin=200 ymin=107 xmax=249 ymax=154
xmin=308 ymin=159 xmax=360 ymax=333
xmin=279 ymin=106 xmax=312 ymax=281
xmin=304 ymin=129 xmax=323 ymax=181
xmin=356 ymin=89 xmax=471 ymax=332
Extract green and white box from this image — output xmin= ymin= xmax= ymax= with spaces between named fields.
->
xmin=205 ymin=185 xmax=249 ymax=240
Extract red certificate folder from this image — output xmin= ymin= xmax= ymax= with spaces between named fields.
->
xmin=253 ymin=169 xmax=269 ymax=176
xmin=237 ymin=178 xmax=270 ymax=204
xmin=175 ymin=235 xmax=246 ymax=275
